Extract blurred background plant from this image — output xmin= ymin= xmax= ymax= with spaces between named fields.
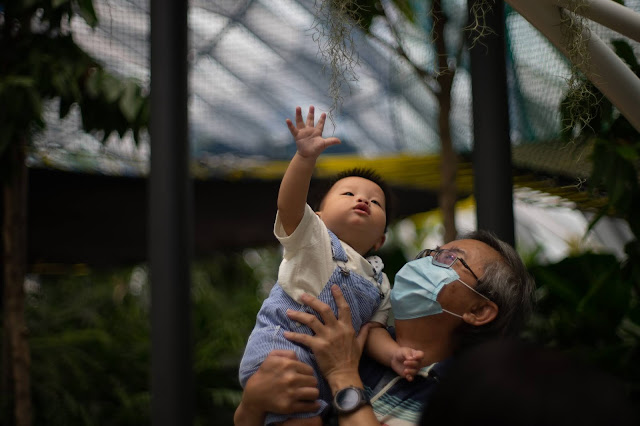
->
xmin=1 ymin=1 xmax=149 ymax=423
xmin=18 ymin=249 xmax=275 ymax=426
xmin=2 ymin=0 xmax=639 ymax=423
xmin=524 ymin=36 xmax=640 ymax=404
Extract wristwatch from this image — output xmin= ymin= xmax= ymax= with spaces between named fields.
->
xmin=332 ymin=386 xmax=370 ymax=415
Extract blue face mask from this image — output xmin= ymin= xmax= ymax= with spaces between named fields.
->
xmin=390 ymin=256 xmax=487 ymax=320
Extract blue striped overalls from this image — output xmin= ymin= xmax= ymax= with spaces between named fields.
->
xmin=239 ymin=230 xmax=384 ymax=423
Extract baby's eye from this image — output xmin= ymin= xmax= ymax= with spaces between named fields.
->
xmin=342 ymin=192 xmax=354 ymax=196
xmin=371 ymin=200 xmax=381 ymax=206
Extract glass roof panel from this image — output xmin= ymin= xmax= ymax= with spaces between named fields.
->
xmin=31 ymin=0 xmax=640 ymax=175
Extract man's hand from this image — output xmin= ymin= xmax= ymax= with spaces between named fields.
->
xmin=283 ymin=287 xmax=383 ymax=425
xmin=286 ymin=106 xmax=341 ymax=159
xmin=284 ymin=285 xmax=370 ymax=389
xmin=234 ymin=350 xmax=320 ymax=425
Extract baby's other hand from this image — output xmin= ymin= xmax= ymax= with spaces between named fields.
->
xmin=390 ymin=347 xmax=425 ymax=382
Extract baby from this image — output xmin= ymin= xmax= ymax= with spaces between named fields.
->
xmin=239 ymin=106 xmax=423 ymax=425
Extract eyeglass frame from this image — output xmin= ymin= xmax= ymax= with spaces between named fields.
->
xmin=414 ymin=248 xmax=480 ymax=281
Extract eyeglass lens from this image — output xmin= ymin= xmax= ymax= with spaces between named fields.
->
xmin=417 ymin=249 xmax=479 ymax=280
xmin=432 ymin=250 xmax=456 ymax=267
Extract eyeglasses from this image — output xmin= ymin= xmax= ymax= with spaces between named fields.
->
xmin=415 ymin=248 xmax=480 ymax=281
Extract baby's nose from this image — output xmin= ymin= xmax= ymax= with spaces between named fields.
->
xmin=358 ymin=197 xmax=369 ymax=204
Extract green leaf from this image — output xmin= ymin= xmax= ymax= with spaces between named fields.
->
xmin=85 ymin=68 xmax=101 ymax=98
xmin=612 ymin=39 xmax=640 ymax=75
xmin=530 ymin=253 xmax=631 ymax=338
xmin=589 ymin=139 xmax=613 ymax=188
xmin=100 ymin=73 xmax=122 ymax=103
xmin=586 ymin=205 xmax=608 ymax=233
xmin=578 ymin=260 xmax=628 ymax=316
xmin=119 ymin=80 xmax=143 ymax=122
xmin=530 ymin=264 xmax=582 ymax=305
xmin=75 ymin=0 xmax=99 ymax=28
xmin=1 ymin=75 xmax=37 ymax=89
xmin=608 ymin=171 xmax=627 ymax=205
xmin=53 ymin=0 xmax=71 ymax=8
xmin=609 ymin=113 xmax=639 ymax=140
xmin=22 ymin=0 xmax=40 ymax=8
xmin=51 ymin=71 xmax=69 ymax=96
xmin=614 ymin=144 xmax=639 ymax=162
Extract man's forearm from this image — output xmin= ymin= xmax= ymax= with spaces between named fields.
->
xmin=336 ymin=407 xmax=380 ymax=425
xmin=326 ymin=372 xmax=380 ymax=425
xmin=234 ymin=401 xmax=266 ymax=426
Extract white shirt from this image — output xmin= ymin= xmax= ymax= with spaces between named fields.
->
xmin=274 ymin=204 xmax=391 ymax=325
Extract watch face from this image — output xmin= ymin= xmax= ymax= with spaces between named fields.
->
xmin=335 ymin=388 xmax=360 ymax=410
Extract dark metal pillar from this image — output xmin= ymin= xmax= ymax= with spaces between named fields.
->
xmin=150 ymin=0 xmax=192 ymax=424
xmin=468 ymin=0 xmax=515 ymax=246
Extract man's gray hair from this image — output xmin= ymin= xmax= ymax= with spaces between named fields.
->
xmin=455 ymin=230 xmax=536 ymax=348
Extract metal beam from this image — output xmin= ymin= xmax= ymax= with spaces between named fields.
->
xmin=506 ymin=0 xmax=640 ymax=133
xmin=469 ymin=0 xmax=515 ymax=246
xmin=150 ymin=0 xmax=192 ymax=424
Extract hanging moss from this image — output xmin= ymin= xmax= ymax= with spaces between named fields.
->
xmin=559 ymin=0 xmax=601 ymax=137
xmin=312 ymin=0 xmax=364 ymax=128
xmin=465 ymin=0 xmax=497 ymax=49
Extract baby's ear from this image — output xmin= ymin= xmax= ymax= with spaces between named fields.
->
xmin=372 ymin=234 xmax=386 ymax=252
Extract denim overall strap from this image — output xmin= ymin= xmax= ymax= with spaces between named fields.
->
xmin=327 ymin=229 xmax=348 ymax=262
xmin=368 ymin=256 xmax=384 ymax=286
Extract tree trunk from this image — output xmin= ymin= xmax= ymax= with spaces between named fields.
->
xmin=433 ymin=0 xmax=458 ymax=243
xmin=2 ymin=137 xmax=32 ymax=426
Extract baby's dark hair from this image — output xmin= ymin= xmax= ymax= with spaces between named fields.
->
xmin=312 ymin=167 xmax=394 ymax=230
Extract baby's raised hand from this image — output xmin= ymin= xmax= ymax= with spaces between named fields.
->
xmin=286 ymin=106 xmax=341 ymax=159
xmin=390 ymin=347 xmax=425 ymax=382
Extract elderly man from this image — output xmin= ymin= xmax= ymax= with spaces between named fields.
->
xmin=234 ymin=230 xmax=535 ymax=426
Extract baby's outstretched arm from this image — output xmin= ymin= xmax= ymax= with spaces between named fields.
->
xmin=278 ymin=106 xmax=341 ymax=235
xmin=365 ymin=325 xmax=424 ymax=381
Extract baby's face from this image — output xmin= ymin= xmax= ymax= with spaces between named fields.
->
xmin=317 ymin=176 xmax=386 ymax=253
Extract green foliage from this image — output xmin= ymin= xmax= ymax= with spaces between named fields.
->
xmin=526 ymin=253 xmax=640 ymax=400
xmin=343 ymin=0 xmax=415 ymax=32
xmin=0 ymin=0 xmax=149 ymax=164
xmin=560 ymin=38 xmax=639 ymax=235
xmin=590 ymin=138 xmax=640 ymax=233
xmin=571 ymin=46 xmax=639 ymax=239
xmin=27 ymin=269 xmax=151 ymax=425
xmin=191 ymin=255 xmax=265 ymax=425
xmin=530 ymin=37 xmax=640 ymax=407
xmin=14 ymin=251 xmax=266 ymax=426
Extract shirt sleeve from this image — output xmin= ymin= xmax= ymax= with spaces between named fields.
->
xmin=274 ymin=204 xmax=335 ymax=302
xmin=369 ymin=272 xmax=391 ymax=325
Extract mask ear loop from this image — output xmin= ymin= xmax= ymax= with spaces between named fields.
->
xmin=440 ymin=279 xmax=491 ymax=319
xmin=457 ymin=278 xmax=490 ymax=301
xmin=441 ymin=308 xmax=463 ymax=319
